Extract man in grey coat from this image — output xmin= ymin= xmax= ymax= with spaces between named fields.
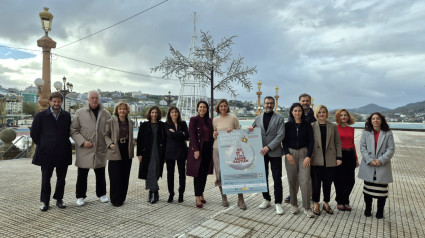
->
xmin=248 ymin=96 xmax=285 ymax=215
xmin=71 ymin=90 xmax=111 ymax=206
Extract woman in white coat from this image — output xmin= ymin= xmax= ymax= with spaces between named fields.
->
xmin=358 ymin=112 xmax=395 ymax=219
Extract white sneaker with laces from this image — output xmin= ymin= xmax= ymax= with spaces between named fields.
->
xmin=275 ymin=204 xmax=284 ymax=215
xmin=304 ymin=208 xmax=315 ymax=218
xmin=291 ymin=205 xmax=299 ymax=214
xmin=99 ymin=195 xmax=109 ymax=203
xmin=76 ymin=198 xmax=85 ymax=206
xmin=258 ymin=200 xmax=271 ymax=209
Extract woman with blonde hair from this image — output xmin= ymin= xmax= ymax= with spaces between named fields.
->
xmin=334 ymin=109 xmax=358 ymax=211
xmin=311 ymin=105 xmax=342 ymax=215
xmin=105 ymin=101 xmax=134 ymax=207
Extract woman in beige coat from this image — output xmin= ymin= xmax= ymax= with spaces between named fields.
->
xmin=311 ymin=105 xmax=342 ymax=215
xmin=105 ymin=101 xmax=134 ymax=207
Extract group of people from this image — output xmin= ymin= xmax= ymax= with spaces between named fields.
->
xmin=31 ymin=91 xmax=395 ymax=220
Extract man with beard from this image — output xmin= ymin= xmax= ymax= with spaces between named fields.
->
xmin=285 ymin=93 xmax=316 ymax=203
xmin=248 ymin=96 xmax=285 ymax=215
xmin=31 ymin=92 xmax=72 ymax=211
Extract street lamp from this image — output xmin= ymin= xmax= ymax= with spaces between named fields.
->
xmin=54 ymin=76 xmax=73 ymax=111
xmin=274 ymin=86 xmax=280 ymax=114
xmin=164 ymin=91 xmax=174 ymax=107
xmin=37 ymin=7 xmax=56 ymax=112
xmin=255 ymin=80 xmax=262 ymax=116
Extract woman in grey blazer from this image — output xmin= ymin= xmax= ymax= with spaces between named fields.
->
xmin=358 ymin=112 xmax=395 ymax=219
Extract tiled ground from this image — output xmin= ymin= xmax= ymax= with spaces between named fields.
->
xmin=1 ymin=130 xmax=424 ymax=237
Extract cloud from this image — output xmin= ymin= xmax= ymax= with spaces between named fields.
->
xmin=0 ymin=0 xmax=424 ymax=110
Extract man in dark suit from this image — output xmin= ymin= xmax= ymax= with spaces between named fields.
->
xmin=248 ymin=96 xmax=285 ymax=215
xmin=31 ymin=92 xmax=72 ymax=211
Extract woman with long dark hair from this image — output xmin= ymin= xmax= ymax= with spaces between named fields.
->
xmin=334 ymin=109 xmax=358 ymax=211
xmin=358 ymin=112 xmax=395 ymax=219
xmin=137 ymin=106 xmax=167 ymax=204
xmin=282 ymin=103 xmax=315 ymax=217
xmin=186 ymin=101 xmax=214 ymax=208
xmin=165 ymin=106 xmax=189 ymax=203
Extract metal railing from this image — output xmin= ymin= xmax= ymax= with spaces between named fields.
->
xmin=0 ymin=135 xmax=32 ymax=160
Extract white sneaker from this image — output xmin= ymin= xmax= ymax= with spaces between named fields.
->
xmin=291 ymin=205 xmax=299 ymax=214
xmin=99 ymin=195 xmax=109 ymax=203
xmin=304 ymin=208 xmax=315 ymax=218
xmin=76 ymin=198 xmax=85 ymax=206
xmin=258 ymin=200 xmax=270 ymax=209
xmin=275 ymin=204 xmax=284 ymax=215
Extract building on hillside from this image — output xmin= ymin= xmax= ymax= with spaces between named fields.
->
xmin=22 ymin=93 xmax=37 ymax=103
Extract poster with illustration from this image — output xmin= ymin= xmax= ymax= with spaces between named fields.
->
xmin=217 ymin=128 xmax=267 ymax=194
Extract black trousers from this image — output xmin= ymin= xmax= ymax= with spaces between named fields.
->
xmin=311 ymin=166 xmax=335 ymax=203
xmin=262 ymin=154 xmax=283 ymax=204
xmin=335 ymin=149 xmax=357 ymax=204
xmin=194 ymin=142 xmax=212 ymax=196
xmin=166 ymin=159 xmax=186 ymax=194
xmin=108 ymin=142 xmax=132 ymax=205
xmin=40 ymin=165 xmax=68 ymax=204
xmin=76 ymin=167 xmax=106 ymax=198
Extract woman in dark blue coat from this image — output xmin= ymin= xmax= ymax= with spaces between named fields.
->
xmin=164 ymin=106 xmax=189 ymax=203
xmin=137 ymin=106 xmax=167 ymax=204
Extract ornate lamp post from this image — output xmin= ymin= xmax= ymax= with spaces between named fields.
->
xmin=255 ymin=80 xmax=262 ymax=116
xmin=274 ymin=86 xmax=280 ymax=113
xmin=164 ymin=91 xmax=174 ymax=107
xmin=37 ymin=7 xmax=56 ymax=111
xmin=54 ymin=76 xmax=73 ymax=111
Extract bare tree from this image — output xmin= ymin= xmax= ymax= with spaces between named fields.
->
xmin=152 ymin=31 xmax=257 ymax=117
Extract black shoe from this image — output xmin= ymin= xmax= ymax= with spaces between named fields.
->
xmin=168 ymin=193 xmax=174 ymax=203
xmin=284 ymin=196 xmax=290 ymax=204
xmin=151 ymin=191 xmax=159 ymax=204
xmin=178 ymin=193 xmax=184 ymax=203
xmin=112 ymin=202 xmax=123 ymax=207
xmin=56 ymin=200 xmax=67 ymax=209
xmin=148 ymin=191 xmax=153 ymax=203
xmin=40 ymin=202 xmax=49 ymax=212
xmin=364 ymin=208 xmax=372 ymax=217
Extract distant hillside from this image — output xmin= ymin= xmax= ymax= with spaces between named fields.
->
xmin=349 ymin=104 xmax=391 ymax=114
xmin=384 ymin=100 xmax=425 ymax=114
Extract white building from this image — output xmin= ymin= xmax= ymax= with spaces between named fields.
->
xmin=5 ymin=101 xmax=23 ymax=115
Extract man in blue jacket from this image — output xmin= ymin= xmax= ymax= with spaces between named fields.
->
xmin=31 ymin=92 xmax=72 ymax=211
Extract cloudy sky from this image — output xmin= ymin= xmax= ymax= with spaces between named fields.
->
xmin=0 ymin=0 xmax=424 ymax=109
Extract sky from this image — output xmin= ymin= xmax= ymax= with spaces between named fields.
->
xmin=0 ymin=0 xmax=424 ymax=110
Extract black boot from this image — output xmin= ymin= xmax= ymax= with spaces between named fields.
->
xmin=178 ymin=192 xmax=184 ymax=203
xmin=148 ymin=190 xmax=153 ymax=203
xmin=364 ymin=194 xmax=372 ymax=217
xmin=376 ymin=197 xmax=386 ymax=219
xmin=168 ymin=193 xmax=174 ymax=203
xmin=151 ymin=191 xmax=159 ymax=204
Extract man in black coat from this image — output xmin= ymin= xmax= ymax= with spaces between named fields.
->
xmin=31 ymin=92 xmax=72 ymax=211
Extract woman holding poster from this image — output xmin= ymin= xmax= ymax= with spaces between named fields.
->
xmin=282 ymin=103 xmax=315 ymax=218
xmin=212 ymin=99 xmax=246 ymax=210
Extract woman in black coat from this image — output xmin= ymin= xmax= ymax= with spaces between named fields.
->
xmin=137 ymin=106 xmax=167 ymax=204
xmin=165 ymin=106 xmax=189 ymax=203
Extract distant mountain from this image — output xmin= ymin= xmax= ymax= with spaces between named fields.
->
xmin=349 ymin=104 xmax=391 ymax=114
xmin=384 ymin=100 xmax=425 ymax=114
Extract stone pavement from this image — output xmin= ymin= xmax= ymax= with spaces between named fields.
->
xmin=1 ymin=130 xmax=424 ymax=238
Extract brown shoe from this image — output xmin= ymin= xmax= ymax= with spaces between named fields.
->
xmin=323 ymin=203 xmax=334 ymax=214
xmin=219 ymin=187 xmax=229 ymax=207
xmin=313 ymin=203 xmax=321 ymax=216
xmin=237 ymin=194 xmax=246 ymax=210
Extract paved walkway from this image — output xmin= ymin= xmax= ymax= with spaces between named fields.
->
xmin=1 ymin=130 xmax=424 ymax=237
